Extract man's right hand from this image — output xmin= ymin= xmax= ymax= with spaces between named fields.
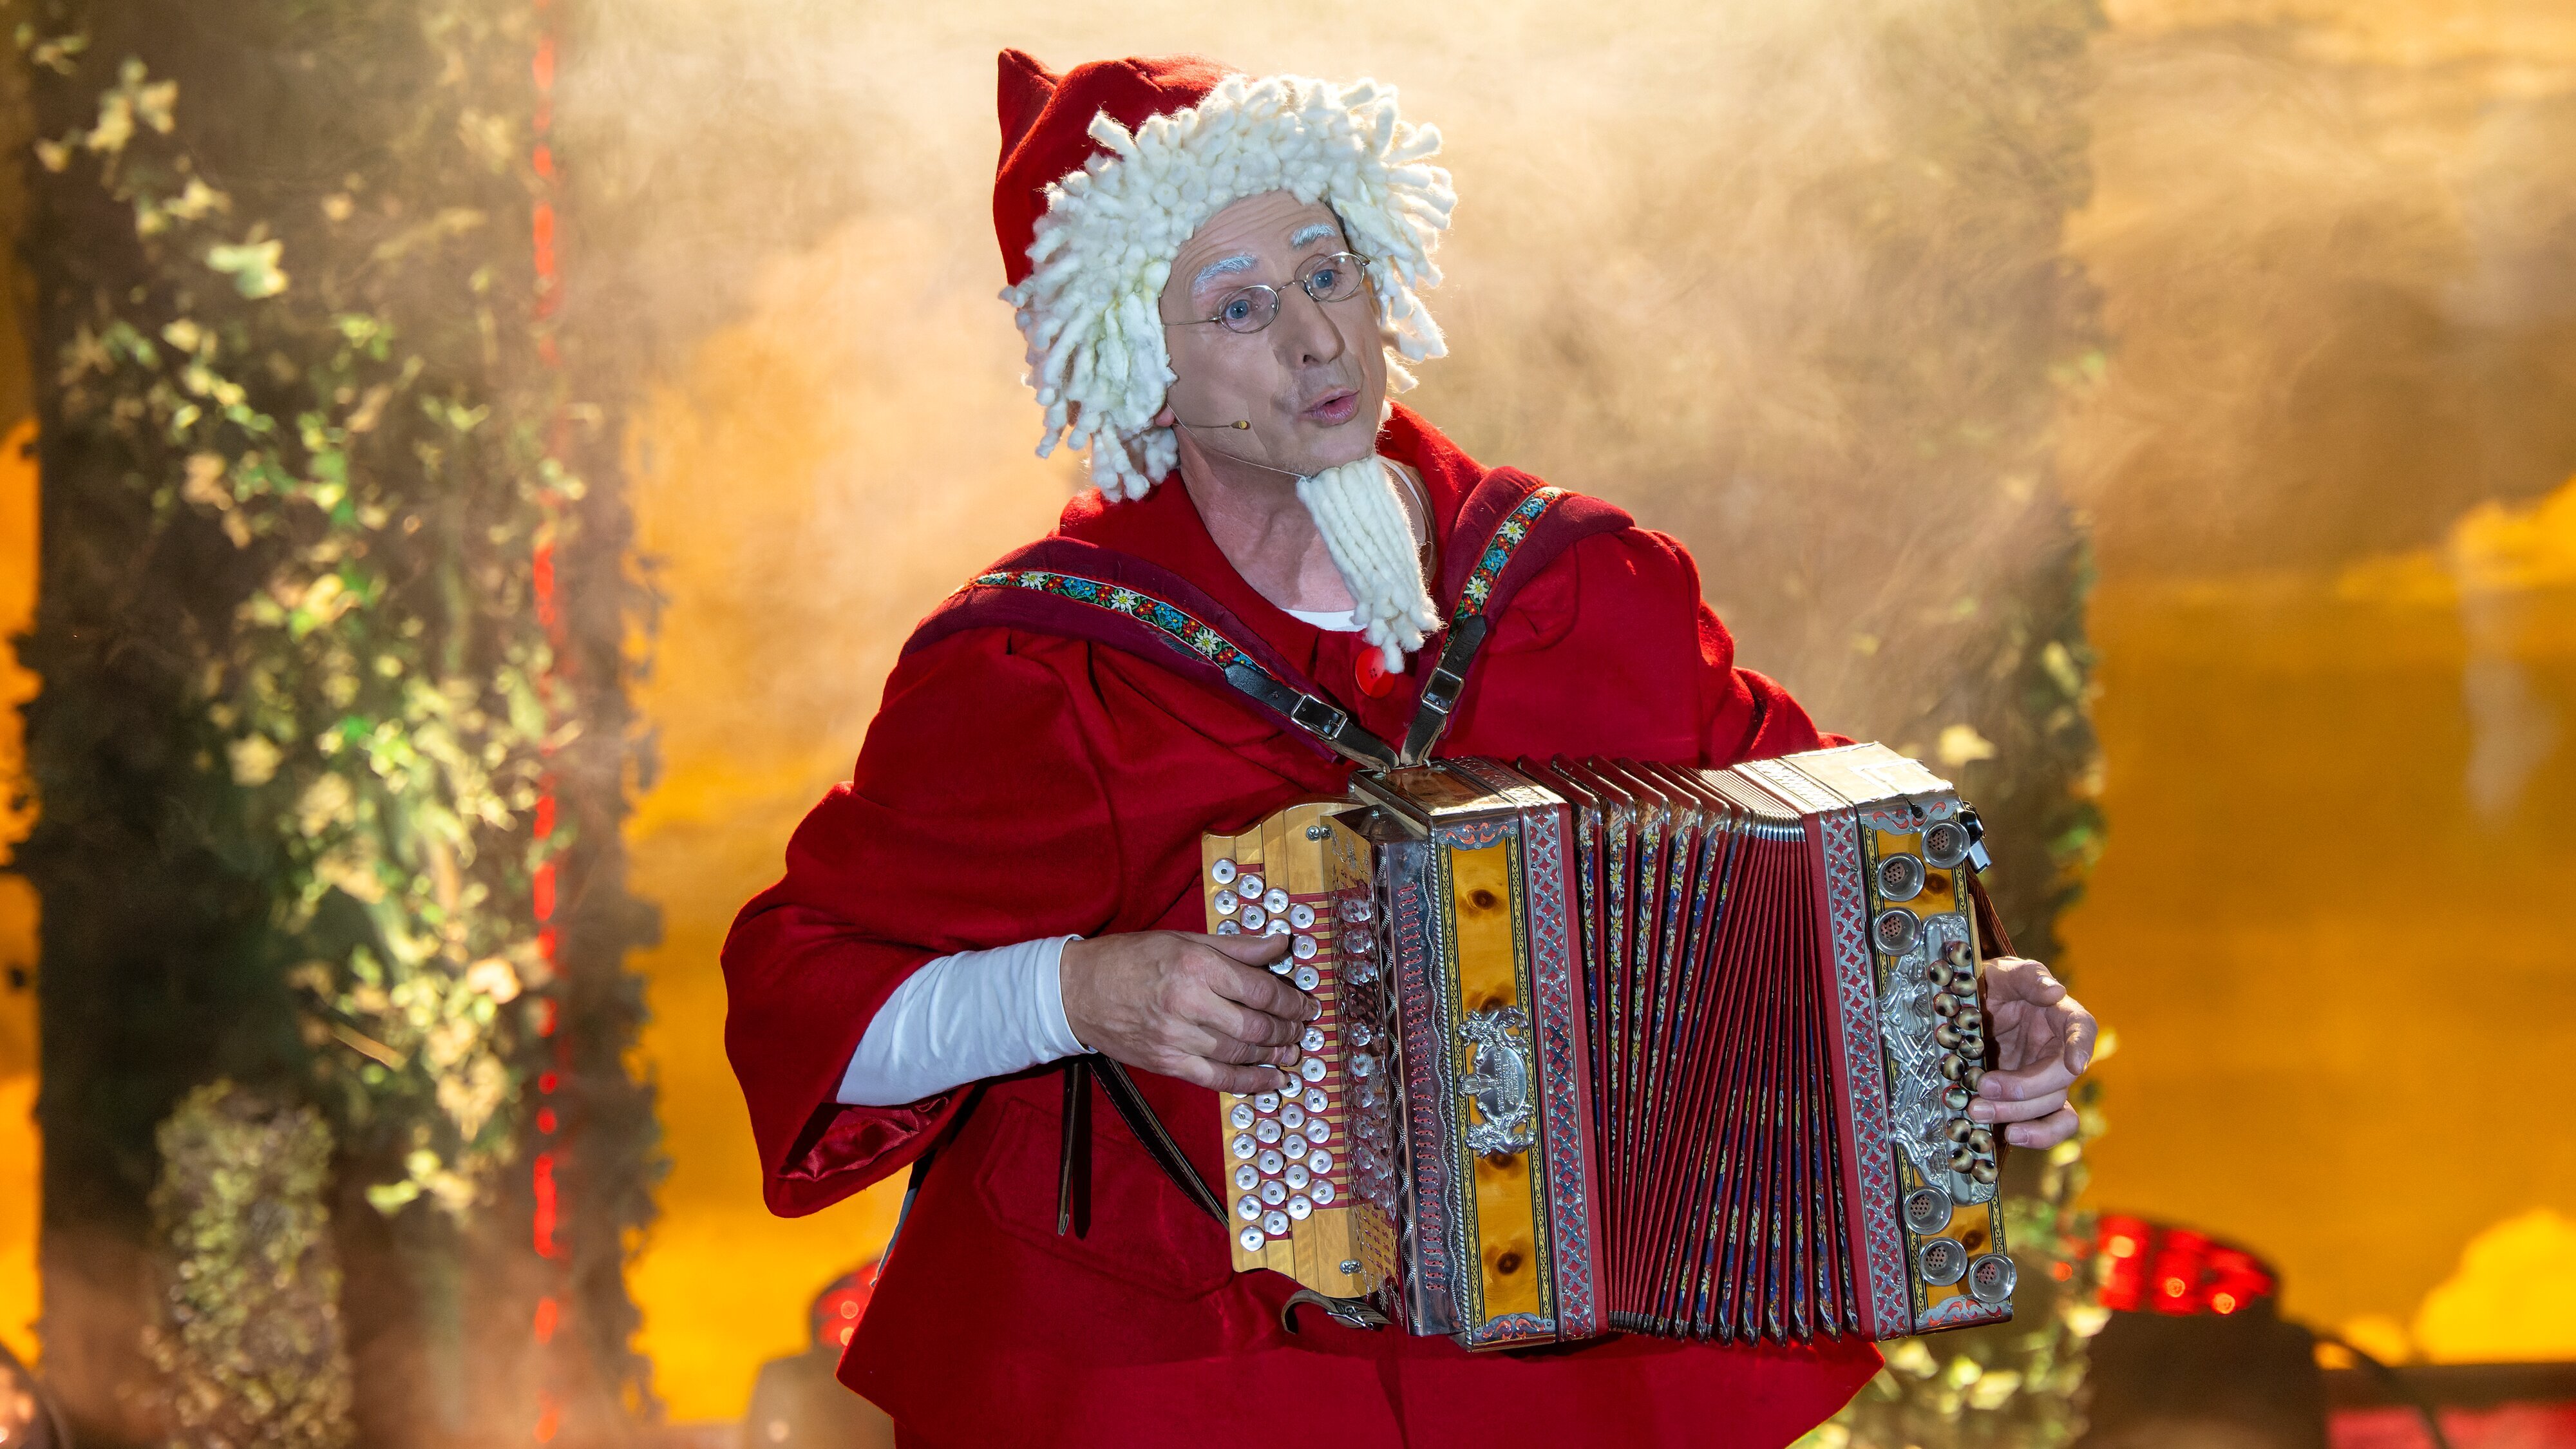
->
xmin=1059 ymin=931 xmax=1317 ymax=1094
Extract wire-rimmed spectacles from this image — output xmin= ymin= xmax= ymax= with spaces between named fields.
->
xmin=1166 ymin=252 xmax=1374 ymax=336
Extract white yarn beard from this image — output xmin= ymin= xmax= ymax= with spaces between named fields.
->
xmin=1297 ymin=454 xmax=1440 ymax=674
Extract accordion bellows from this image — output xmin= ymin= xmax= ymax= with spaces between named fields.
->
xmin=1201 ymin=744 xmax=2016 ymax=1350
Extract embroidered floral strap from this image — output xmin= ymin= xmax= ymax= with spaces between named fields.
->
xmin=1399 ymin=485 xmax=1573 ymax=765
xmin=963 ymin=567 xmax=1401 ymax=772
xmin=1453 ymin=485 xmax=1569 ymax=623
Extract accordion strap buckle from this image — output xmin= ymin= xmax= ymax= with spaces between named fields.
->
xmin=1279 ymin=1287 xmax=1390 ymax=1335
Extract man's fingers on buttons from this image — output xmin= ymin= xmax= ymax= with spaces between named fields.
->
xmin=1969 ymin=1088 xmax=2070 ymax=1126
xmin=1200 ymin=930 xmax=1293 ymax=967
xmin=2005 ymin=1106 xmax=2079 ymax=1148
xmin=1212 ymin=958 xmax=1313 ymax=1022
xmin=1973 ymin=1057 xmax=2078 ymax=1104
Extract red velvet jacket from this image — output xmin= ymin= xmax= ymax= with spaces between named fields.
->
xmin=722 ymin=406 xmax=1880 ymax=1446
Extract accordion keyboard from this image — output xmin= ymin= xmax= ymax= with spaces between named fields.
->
xmin=1203 ymin=800 xmax=1374 ymax=1300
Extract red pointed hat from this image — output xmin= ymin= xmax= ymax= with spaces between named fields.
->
xmin=988 ymin=48 xmax=1457 ymax=502
xmin=992 ymin=50 xmax=1236 ymax=289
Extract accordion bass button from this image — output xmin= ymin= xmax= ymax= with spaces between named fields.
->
xmin=1967 ymin=1128 xmax=1995 ymax=1155
xmin=1217 ymin=922 xmax=1242 ymax=936
xmin=1308 ymin=1150 xmax=1332 ymax=1175
xmin=1932 ymin=992 xmax=1959 ymax=1019
xmin=1253 ymin=1092 xmax=1281 ymax=1113
xmin=1255 ymin=1117 xmax=1283 ymax=1144
xmin=1238 ymin=873 xmax=1265 ymax=898
xmin=1918 ymin=1238 xmax=1969 ymax=1287
xmin=1874 ymin=909 xmax=1922 ymax=954
xmin=1287 ymin=1195 xmax=1312 ymax=1220
xmin=1233 ymin=1134 xmax=1258 ymax=1160
xmin=1240 ymin=905 xmax=1268 ymax=931
xmin=1292 ymin=934 xmax=1318 ymax=961
xmin=1304 ymin=1087 xmax=1327 ymax=1113
xmin=1876 ymin=853 xmax=1926 ymax=902
xmin=1293 ymin=965 xmax=1321 ymax=991
xmin=1238 ymin=1194 xmax=1263 ymax=1220
xmin=1301 ymin=1057 xmax=1329 ymax=1083
xmin=1282 ymin=1103 xmax=1306 ymax=1130
xmin=1312 ymin=1181 xmax=1336 ymax=1206
xmin=1944 ymin=1086 xmax=1973 ymax=1112
xmin=1230 ymin=1102 xmax=1256 ymax=1130
xmin=1949 ymin=1146 xmax=1978 ymax=1173
xmin=1265 ymin=920 xmax=1293 ymax=938
xmin=1289 ymin=903 xmax=1316 ymax=929
xmin=1286 ymin=1163 xmax=1311 ymax=1189
xmin=1258 ymin=1149 xmax=1286 ymax=1175
xmin=1264 ymin=888 xmax=1291 ymax=913
xmin=1962 ymin=1066 xmax=1986 ymax=1092
xmin=1283 ymin=1134 xmax=1307 ymax=1161
xmin=1234 ymin=1164 xmax=1259 ymax=1191
xmin=1971 ymin=1157 xmax=2001 ymax=1186
xmin=1212 ymin=889 xmax=1238 ymax=916
xmin=1944 ymin=1118 xmax=1975 ymax=1144
xmin=1940 ymin=1056 xmax=1966 ymax=1083
xmin=1264 ymin=1209 xmax=1291 ymax=1237
xmin=1301 ymin=1027 xmax=1326 ymax=1054
xmin=1262 ymin=1180 xmax=1287 ymax=1206
xmin=1966 ymin=1253 xmax=2017 ymax=1303
xmin=1935 ymin=1023 xmax=1963 ymax=1050
xmin=1211 ymin=858 xmax=1238 ymax=886
xmin=1240 ymin=1226 xmax=1266 ymax=1253
xmin=1305 ymin=1117 xmax=1330 ymax=1143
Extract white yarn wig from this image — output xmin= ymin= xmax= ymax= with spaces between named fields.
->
xmin=1001 ymin=72 xmax=1459 ymax=504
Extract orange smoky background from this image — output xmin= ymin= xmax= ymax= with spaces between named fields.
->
xmin=1 ymin=0 xmax=2571 ymax=1428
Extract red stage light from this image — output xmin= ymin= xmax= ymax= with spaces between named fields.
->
xmin=2095 ymin=1217 xmax=2278 ymax=1317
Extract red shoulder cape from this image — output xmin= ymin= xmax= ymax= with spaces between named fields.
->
xmin=721 ymin=405 xmax=1874 ymax=1446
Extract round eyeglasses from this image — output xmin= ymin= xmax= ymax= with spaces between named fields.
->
xmin=1167 ymin=252 xmax=1374 ymax=335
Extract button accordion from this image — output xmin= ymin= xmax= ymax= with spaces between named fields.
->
xmin=1200 ymin=743 xmax=2016 ymax=1349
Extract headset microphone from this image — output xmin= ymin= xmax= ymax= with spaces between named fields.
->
xmin=1172 ymin=416 xmax=1315 ymax=481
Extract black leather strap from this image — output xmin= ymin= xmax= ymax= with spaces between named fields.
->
xmin=1088 ymin=1056 xmax=1227 ymax=1225
xmin=1397 ymin=614 xmax=1488 ymax=766
xmin=1221 ymin=660 xmax=1400 ymax=772
xmin=1056 ymin=1056 xmax=1092 ymax=1237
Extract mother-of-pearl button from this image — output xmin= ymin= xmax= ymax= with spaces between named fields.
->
xmin=1288 ymin=902 xmax=1316 ymax=929
xmin=1263 ymin=887 xmax=1289 ymax=913
xmin=1211 ymin=859 xmax=1238 ymax=885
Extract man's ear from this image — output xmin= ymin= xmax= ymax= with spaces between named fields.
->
xmin=1151 ymin=400 xmax=1176 ymax=429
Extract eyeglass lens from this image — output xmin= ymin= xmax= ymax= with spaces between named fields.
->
xmin=1211 ymin=253 xmax=1370 ymax=334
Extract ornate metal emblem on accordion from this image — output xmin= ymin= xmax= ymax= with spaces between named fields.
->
xmin=1199 ymin=743 xmax=2016 ymax=1350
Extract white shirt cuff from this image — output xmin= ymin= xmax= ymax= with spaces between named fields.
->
xmin=835 ymin=935 xmax=1086 ymax=1107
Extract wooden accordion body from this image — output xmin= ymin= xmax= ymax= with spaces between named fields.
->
xmin=1201 ymin=744 xmax=2016 ymax=1350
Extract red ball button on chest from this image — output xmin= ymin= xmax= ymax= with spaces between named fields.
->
xmin=1353 ymin=645 xmax=1400 ymax=699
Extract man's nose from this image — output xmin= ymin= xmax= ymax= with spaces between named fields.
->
xmin=1275 ymin=285 xmax=1349 ymax=366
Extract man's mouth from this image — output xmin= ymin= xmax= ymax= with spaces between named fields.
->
xmin=1301 ymin=388 xmax=1360 ymax=426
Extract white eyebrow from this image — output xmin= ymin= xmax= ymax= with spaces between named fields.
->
xmin=1191 ymin=252 xmax=1258 ymax=294
xmin=1289 ymin=221 xmax=1341 ymax=249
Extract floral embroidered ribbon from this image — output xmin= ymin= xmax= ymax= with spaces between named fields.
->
xmin=962 ymin=567 xmax=1400 ymax=771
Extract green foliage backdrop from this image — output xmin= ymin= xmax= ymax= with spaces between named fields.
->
xmin=10 ymin=0 xmax=658 ymax=1442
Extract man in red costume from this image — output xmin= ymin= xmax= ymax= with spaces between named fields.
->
xmin=724 ymin=49 xmax=2098 ymax=1448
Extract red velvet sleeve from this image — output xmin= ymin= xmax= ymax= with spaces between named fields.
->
xmin=721 ymin=629 xmax=1124 ymax=1217
xmin=1694 ymin=597 xmax=1842 ymax=764
xmin=1617 ymin=527 xmax=1840 ymax=764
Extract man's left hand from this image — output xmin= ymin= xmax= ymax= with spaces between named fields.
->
xmin=1969 ymin=956 xmax=2098 ymax=1149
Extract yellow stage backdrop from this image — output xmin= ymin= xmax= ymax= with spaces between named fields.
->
xmin=610 ymin=0 xmax=2576 ymax=1419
